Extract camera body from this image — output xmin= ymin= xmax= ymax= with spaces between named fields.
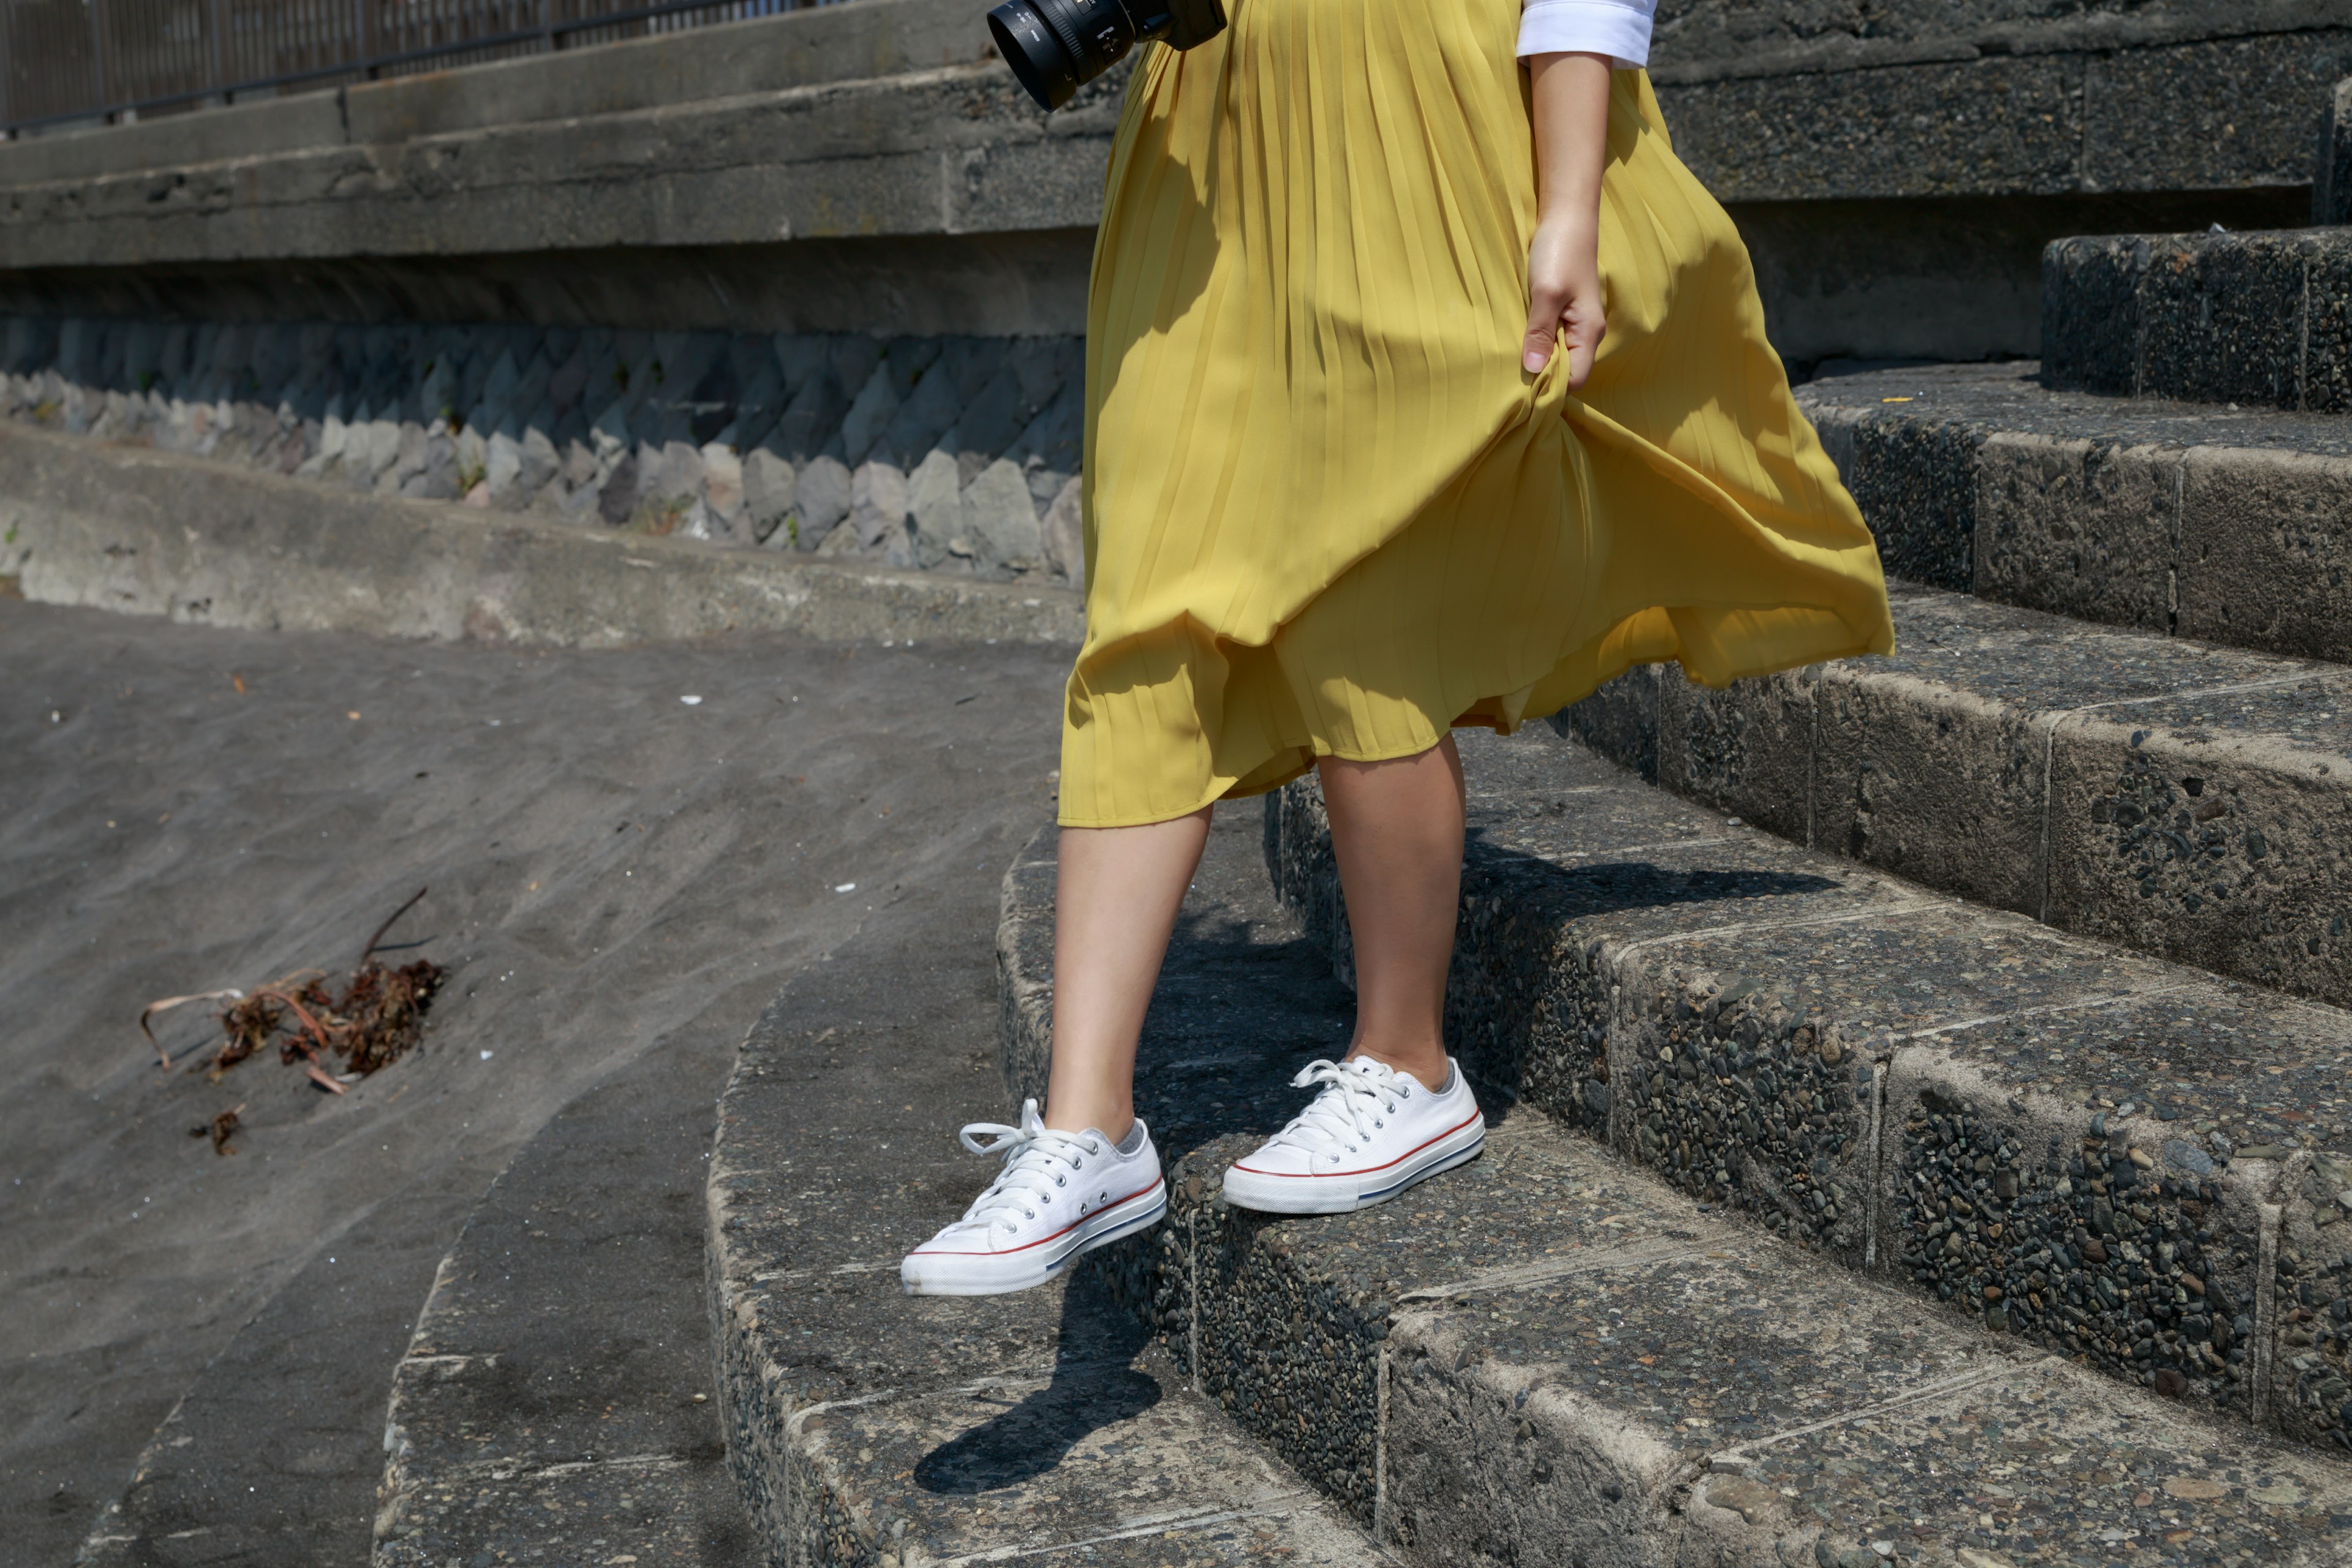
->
xmin=989 ymin=0 xmax=1227 ymax=112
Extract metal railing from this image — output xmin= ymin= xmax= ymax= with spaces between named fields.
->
xmin=0 ymin=0 xmax=829 ymax=137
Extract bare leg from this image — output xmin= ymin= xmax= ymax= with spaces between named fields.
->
xmin=1318 ymin=733 xmax=1465 ymax=1091
xmin=1044 ymin=807 xmax=1214 ymax=1139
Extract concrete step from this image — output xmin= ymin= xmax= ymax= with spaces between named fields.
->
xmin=705 ymin=812 xmax=1386 ymax=1566
xmin=1280 ymin=727 xmax=2352 ymax=1460
xmin=1793 ymin=361 xmax=2352 ymax=663
xmin=371 ymin=1038 xmax=757 ymax=1566
xmin=2041 ymin=226 xmax=2352 ymax=413
xmin=1562 ymin=584 xmax=2352 ymax=1014
xmin=997 ymin=790 xmax=2352 ymax=1564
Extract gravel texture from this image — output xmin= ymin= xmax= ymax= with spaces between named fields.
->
xmin=992 ymin=760 xmax=2352 ymax=1564
xmin=1797 ymin=363 xmax=2352 ymax=664
xmin=1561 ymin=587 xmax=2352 ymax=1012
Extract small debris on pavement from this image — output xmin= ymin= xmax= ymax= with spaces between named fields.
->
xmin=188 ymin=1104 xmax=245 ymax=1155
xmin=140 ymin=889 xmax=446 ymax=1130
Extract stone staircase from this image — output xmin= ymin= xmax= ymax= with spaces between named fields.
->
xmin=698 ymin=150 xmax=2352 ymax=1568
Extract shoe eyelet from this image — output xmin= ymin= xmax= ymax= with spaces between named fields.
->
xmin=1055 ymin=1175 xmax=1066 ymax=1186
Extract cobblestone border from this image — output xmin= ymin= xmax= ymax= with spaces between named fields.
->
xmin=0 ymin=316 xmax=1087 ymax=584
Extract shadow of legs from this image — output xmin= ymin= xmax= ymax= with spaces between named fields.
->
xmin=913 ymin=1270 xmax=1161 ymax=1494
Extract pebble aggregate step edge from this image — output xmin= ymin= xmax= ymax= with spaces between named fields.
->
xmin=2041 ymin=227 xmax=2352 ymax=413
xmin=1562 ymin=586 xmax=2352 ymax=1016
xmin=1259 ymin=729 xmax=2351 ymax=1457
xmin=995 ymin=779 xmax=2352 ymax=1566
xmin=1795 ymin=363 xmax=2352 ymax=665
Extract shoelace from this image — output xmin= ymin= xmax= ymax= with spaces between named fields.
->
xmin=952 ymin=1098 xmax=1106 ymax=1234
xmin=1265 ymin=1058 xmax=1412 ymax=1165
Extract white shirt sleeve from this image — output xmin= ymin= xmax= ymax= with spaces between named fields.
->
xmin=1517 ymin=0 xmax=1654 ymax=69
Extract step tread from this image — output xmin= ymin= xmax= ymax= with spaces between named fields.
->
xmin=1799 ymin=361 xmax=2352 ymax=458
xmin=709 ymin=831 xmax=1388 ymax=1566
xmin=374 ymin=1045 xmax=755 ymax=1567
xmin=1000 ymin=801 xmax=2352 ymax=1564
xmin=1566 ymin=589 xmax=2352 ymax=1011
xmin=1268 ymin=728 xmax=2352 ymax=1458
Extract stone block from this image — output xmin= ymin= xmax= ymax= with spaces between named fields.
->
xmin=1616 ymin=905 xmax=2179 ymax=1265
xmin=1557 ymin=663 xmax=1662 ymax=783
xmin=1657 ymin=666 xmax=1816 ymax=845
xmin=903 ymin=448 xmax=960 ymax=570
xmin=1842 ymin=414 xmax=1978 ymax=590
xmin=2305 ymin=238 xmax=2352 ymax=417
xmin=1656 ymin=53 xmax=2084 ymax=204
xmin=848 ymin=460 xmax=907 ymax=550
xmin=1039 ymin=473 xmax=1082 ymax=581
xmin=2320 ymin=78 xmax=2352 ymax=227
xmin=2045 ymin=676 xmax=2352 ymax=1011
xmin=962 ymin=457 xmax=1041 ymax=570
xmin=1809 ymin=639 xmax=2048 ymax=919
xmin=1974 ymin=432 xmax=2179 ymax=633
xmin=2177 ymin=444 xmax=2352 ymax=663
xmin=2139 ymin=231 xmax=2311 ymax=411
xmin=698 ymin=442 xmax=742 ymax=529
xmin=741 ymin=449 xmax=796 ymax=545
xmin=1882 ymin=981 xmax=2352 ymax=1431
xmin=793 ymin=454 xmax=852 ymax=546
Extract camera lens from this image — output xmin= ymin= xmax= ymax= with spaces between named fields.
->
xmin=989 ymin=0 xmax=1144 ymax=111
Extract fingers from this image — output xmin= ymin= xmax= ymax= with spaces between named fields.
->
xmin=1564 ymin=312 xmax=1606 ymax=389
xmin=1521 ymin=289 xmax=1566 ymax=374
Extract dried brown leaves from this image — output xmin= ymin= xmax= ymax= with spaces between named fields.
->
xmin=143 ymin=889 xmax=445 ymax=1140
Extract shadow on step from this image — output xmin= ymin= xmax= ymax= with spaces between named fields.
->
xmin=912 ymin=1273 xmax=1160 ymax=1495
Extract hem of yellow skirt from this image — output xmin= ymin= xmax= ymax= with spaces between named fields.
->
xmin=1054 ymin=627 xmax=1891 ymax=831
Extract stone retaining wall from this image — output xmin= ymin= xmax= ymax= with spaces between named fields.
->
xmin=0 ymin=315 xmax=1087 ymax=584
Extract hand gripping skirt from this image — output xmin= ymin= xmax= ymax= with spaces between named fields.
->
xmin=1057 ymin=0 xmax=1896 ymax=828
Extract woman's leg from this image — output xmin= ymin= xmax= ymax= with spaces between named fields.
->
xmin=1043 ymin=807 xmax=1214 ymax=1139
xmin=1318 ymin=733 xmax=1465 ymax=1090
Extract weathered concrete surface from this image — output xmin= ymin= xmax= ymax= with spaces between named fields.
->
xmin=0 ymin=421 xmax=1085 ymax=647
xmin=0 ymin=0 xmax=1120 ymax=338
xmin=996 ymin=780 xmax=2352 ymax=1564
xmin=2045 ymin=227 xmax=2352 ymax=411
xmin=367 ymin=1042 xmax=756 ymax=1568
xmin=1562 ymin=589 xmax=2352 ymax=1011
xmin=704 ymin=813 xmax=1381 ymax=1566
xmin=0 ymin=599 xmax=1072 ymax=1566
xmin=1800 ymin=362 xmax=2352 ymax=663
xmin=0 ymin=0 xmax=2337 ymax=354
xmin=1267 ymin=730 xmax=2352 ymax=1459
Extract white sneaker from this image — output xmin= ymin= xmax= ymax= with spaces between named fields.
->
xmin=1221 ymin=1056 xmax=1485 ymax=1215
xmin=900 ymin=1099 xmax=1167 ymax=1296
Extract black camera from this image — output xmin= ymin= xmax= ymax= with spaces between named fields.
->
xmin=987 ymin=0 xmax=1226 ymax=111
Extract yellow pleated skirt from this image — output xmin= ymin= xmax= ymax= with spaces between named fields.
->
xmin=1057 ymin=0 xmax=1896 ymax=829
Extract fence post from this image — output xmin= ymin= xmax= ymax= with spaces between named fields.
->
xmin=354 ymin=0 xmax=377 ymax=79
xmin=88 ymin=0 xmax=113 ymax=121
xmin=205 ymin=0 xmax=228 ymax=106
xmin=0 ymin=0 xmax=13 ymax=132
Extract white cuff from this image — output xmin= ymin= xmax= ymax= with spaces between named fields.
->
xmin=1515 ymin=0 xmax=1654 ymax=69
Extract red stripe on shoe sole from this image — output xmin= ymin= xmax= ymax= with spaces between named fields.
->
xmin=907 ymin=1177 xmax=1165 ymax=1258
xmin=1231 ymin=1109 xmax=1483 ymax=1180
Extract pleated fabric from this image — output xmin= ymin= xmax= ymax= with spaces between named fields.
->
xmin=1058 ymin=0 xmax=1895 ymax=828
